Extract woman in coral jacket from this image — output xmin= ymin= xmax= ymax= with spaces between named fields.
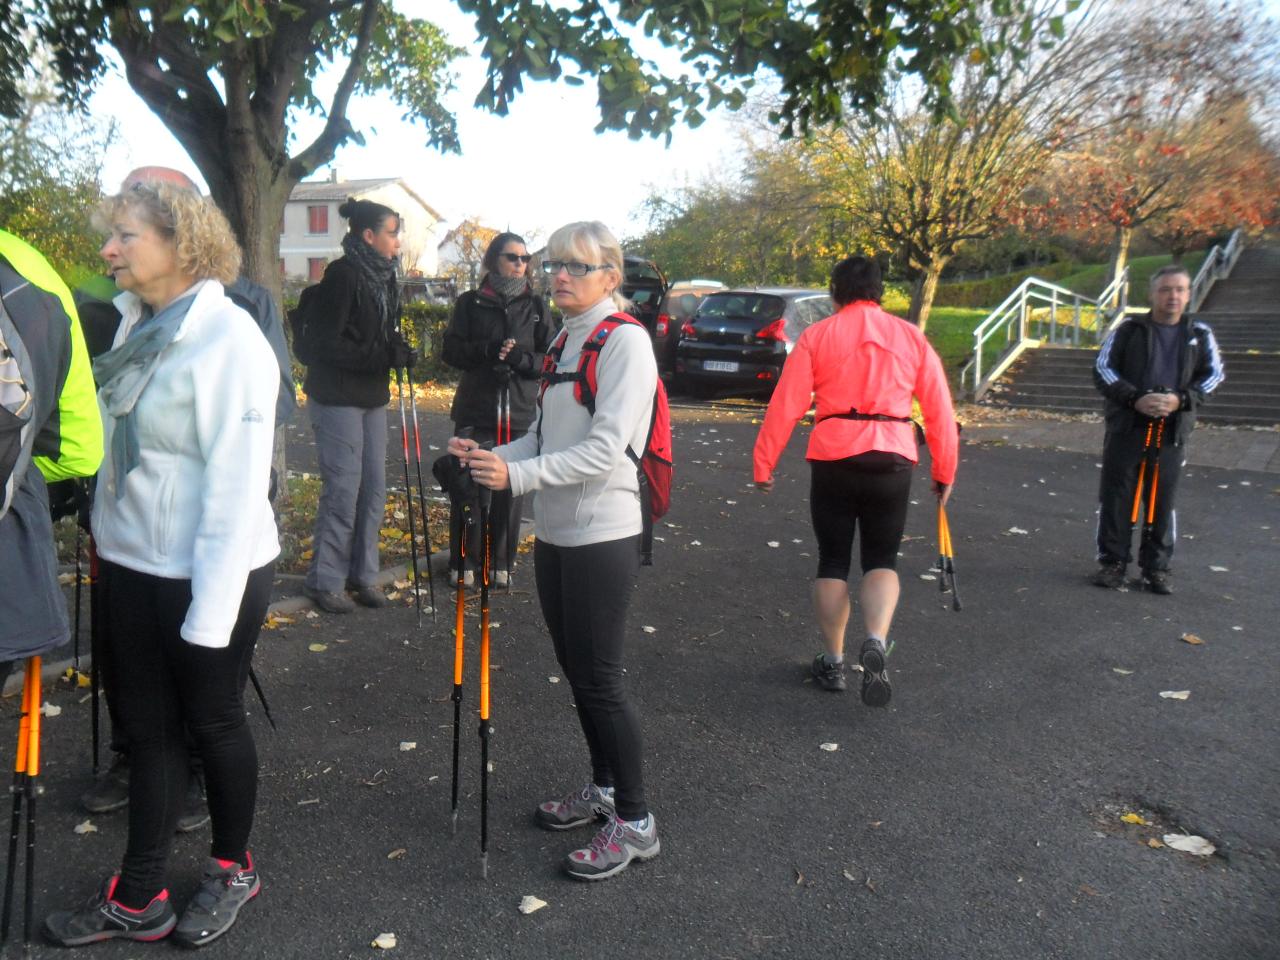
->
xmin=753 ymin=255 xmax=957 ymax=709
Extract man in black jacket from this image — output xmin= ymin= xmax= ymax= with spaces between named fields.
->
xmin=1091 ymin=265 xmax=1224 ymax=594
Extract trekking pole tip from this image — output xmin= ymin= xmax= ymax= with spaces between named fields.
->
xmin=481 ymin=852 xmax=488 ymax=880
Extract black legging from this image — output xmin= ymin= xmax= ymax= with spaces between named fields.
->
xmin=100 ymin=559 xmax=273 ymax=908
xmin=534 ymin=535 xmax=646 ymax=822
xmin=810 ymin=453 xmax=914 ymax=580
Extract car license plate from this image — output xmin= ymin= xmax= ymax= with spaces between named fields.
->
xmin=703 ymin=360 xmax=739 ymax=373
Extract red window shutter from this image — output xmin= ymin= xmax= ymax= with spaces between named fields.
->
xmin=308 ymin=258 xmax=326 ymax=281
xmin=308 ymin=205 xmax=328 ymax=234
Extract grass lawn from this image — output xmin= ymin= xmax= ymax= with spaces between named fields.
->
xmin=881 ymin=291 xmax=988 ymax=377
xmin=1056 ymin=251 xmax=1207 ymax=307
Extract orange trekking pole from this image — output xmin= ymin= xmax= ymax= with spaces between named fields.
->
xmin=1 ymin=656 xmax=42 ymax=950
xmin=1130 ymin=420 xmax=1158 ymax=525
xmin=937 ymin=504 xmax=961 ymax=612
xmin=450 ymin=499 xmax=471 ymax=836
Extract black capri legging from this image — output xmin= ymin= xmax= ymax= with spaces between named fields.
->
xmin=810 ymin=453 xmax=914 ymax=580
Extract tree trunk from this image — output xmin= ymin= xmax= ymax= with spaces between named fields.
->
xmin=907 ymin=260 xmax=946 ymax=332
xmin=1108 ymin=224 xmax=1132 ymax=304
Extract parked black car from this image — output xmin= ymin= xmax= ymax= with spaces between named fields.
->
xmin=674 ymin=287 xmax=834 ymax=395
xmin=652 ymin=279 xmax=725 ymax=377
xmin=621 ymin=255 xmax=668 ymax=335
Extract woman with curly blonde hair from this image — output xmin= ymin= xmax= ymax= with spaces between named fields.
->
xmin=44 ymin=180 xmax=280 ymax=948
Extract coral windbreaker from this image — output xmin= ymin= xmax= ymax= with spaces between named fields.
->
xmin=753 ymin=300 xmax=958 ymax=484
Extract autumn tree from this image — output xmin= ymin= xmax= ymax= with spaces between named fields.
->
xmin=808 ymin=0 xmax=1116 ymax=330
xmin=1051 ymin=0 xmax=1278 ymax=286
xmin=4 ymin=0 xmax=1063 ymax=302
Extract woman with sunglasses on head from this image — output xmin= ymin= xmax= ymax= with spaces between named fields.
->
xmin=448 ymin=221 xmax=660 ymax=881
xmin=302 ymin=198 xmax=416 ymax=614
xmin=43 ymin=181 xmax=277 ymax=948
xmin=442 ymin=232 xmax=552 ymax=588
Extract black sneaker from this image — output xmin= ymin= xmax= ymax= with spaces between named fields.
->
xmin=171 ymin=853 xmax=261 ymax=948
xmin=810 ymin=654 xmax=846 ymax=692
xmin=303 ymin=585 xmax=355 ymax=614
xmin=1091 ymin=561 xmax=1126 ymax=589
xmin=80 ymin=755 xmax=130 ymax=814
xmin=43 ymin=876 xmax=176 ymax=946
xmin=859 ymin=638 xmax=892 ymax=708
xmin=1143 ymin=569 xmax=1173 ymax=595
xmin=176 ymin=774 xmax=210 ymax=834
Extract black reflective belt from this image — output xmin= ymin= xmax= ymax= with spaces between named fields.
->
xmin=816 ymin=407 xmax=913 ymax=425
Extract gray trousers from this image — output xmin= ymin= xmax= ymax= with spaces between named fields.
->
xmin=306 ymin=401 xmax=386 ymax=591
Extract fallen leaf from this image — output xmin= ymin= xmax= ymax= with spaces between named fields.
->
xmin=548 ymin=676 xmax=560 ymax=684
xmin=40 ymin=702 xmax=62 ymax=717
xmin=1209 ymin=565 xmax=1229 ymax=572
xmin=399 ymin=742 xmax=417 ymax=752
xmin=819 ymin=742 xmax=839 ymax=752
xmin=73 ymin=820 xmax=97 ymax=835
xmin=1180 ymin=633 xmax=1203 ymax=645
xmin=371 ymin=932 xmax=397 ymax=949
xmin=1007 ymin=526 xmax=1029 ymax=535
xmin=304 ymin=610 xmax=320 ymax=619
xmin=1147 ymin=838 xmax=1164 ymax=849
xmin=842 ymin=869 xmax=857 ymax=882
xmin=1163 ymin=834 xmax=1215 ymax=856
xmin=518 ymin=896 xmax=547 ymax=915
xmin=642 ymin=625 xmax=656 ymax=634
xmin=1120 ymin=812 xmax=1147 ymax=825
xmin=767 ymin=541 xmax=780 ymax=548
xmin=689 ymin=540 xmax=702 ymax=546
xmin=793 ymin=868 xmax=805 ymax=885
xmin=1078 ymin=884 xmax=1100 ymax=897
xmin=387 ymin=848 xmax=407 ymax=860
xmin=1159 ymin=690 xmax=1191 ymax=700
xmin=1112 ymin=668 xmax=1134 ymax=675
xmin=308 ymin=643 xmax=328 ymax=653
xmin=919 ymin=574 xmax=937 ymax=581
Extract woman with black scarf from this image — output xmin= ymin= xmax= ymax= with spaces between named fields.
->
xmin=443 ymin=231 xmax=553 ymax=587
xmin=302 ymin=198 xmax=416 ymax=614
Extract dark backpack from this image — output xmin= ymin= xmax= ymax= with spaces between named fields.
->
xmin=286 ymin=283 xmax=325 ymax=365
xmin=539 ymin=313 xmax=673 ymax=565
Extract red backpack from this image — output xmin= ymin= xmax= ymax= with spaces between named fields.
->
xmin=539 ymin=313 xmax=672 ymax=565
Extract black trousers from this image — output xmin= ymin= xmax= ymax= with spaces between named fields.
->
xmin=809 ymin=454 xmax=914 ymax=579
xmin=1096 ymin=427 xmax=1184 ymax=572
xmin=449 ymin=425 xmax=525 ymax=575
xmin=100 ymin=559 xmax=273 ymax=908
xmin=534 ymin=535 xmax=647 ymax=822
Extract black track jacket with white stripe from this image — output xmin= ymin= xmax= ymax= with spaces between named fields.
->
xmin=1093 ymin=311 xmax=1224 ymax=444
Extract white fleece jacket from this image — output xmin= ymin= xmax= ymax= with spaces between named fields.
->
xmin=91 ymin=280 xmax=280 ymax=648
xmin=497 ymin=297 xmax=656 ymax=547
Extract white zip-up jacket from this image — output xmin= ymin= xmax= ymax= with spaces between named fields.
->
xmin=91 ymin=280 xmax=280 ymax=648
xmin=496 ymin=297 xmax=656 ymax=548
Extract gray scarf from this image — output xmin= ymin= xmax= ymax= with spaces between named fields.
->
xmin=341 ymin=232 xmax=399 ymax=330
xmin=94 ymin=289 xmax=198 ymax=496
xmin=487 ymin=273 xmax=528 ymax=302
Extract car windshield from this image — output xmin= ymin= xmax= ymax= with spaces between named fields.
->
xmin=630 ymin=289 xmax=658 ymax=305
xmin=626 ymin=262 xmax=663 ymax=281
xmin=697 ymin=293 xmax=785 ymax=323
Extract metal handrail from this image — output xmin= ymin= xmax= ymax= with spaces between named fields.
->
xmin=1190 ymin=229 xmax=1244 ymax=311
xmin=960 ymin=270 xmax=1128 ymax=398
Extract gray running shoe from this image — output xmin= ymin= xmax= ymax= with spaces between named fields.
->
xmin=176 ymin=775 xmax=210 ymax=834
xmin=80 ymin=755 xmax=130 ymax=813
xmin=1092 ymin=561 xmax=1126 ymax=589
xmin=564 ymin=814 xmax=661 ymax=881
xmin=811 ymin=654 xmax=846 ymax=692
xmin=43 ymin=876 xmax=176 ymax=946
xmin=171 ymin=853 xmax=260 ymax=948
xmin=859 ymin=637 xmax=892 ymax=708
xmin=1142 ymin=569 xmax=1173 ymax=595
xmin=535 ymin=783 xmax=615 ymax=831
xmin=303 ymin=586 xmax=355 ymax=614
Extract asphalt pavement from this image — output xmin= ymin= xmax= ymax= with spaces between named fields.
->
xmin=9 ymin=398 xmax=1279 ymax=959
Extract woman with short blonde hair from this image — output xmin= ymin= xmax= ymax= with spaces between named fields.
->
xmin=45 ymin=180 xmax=280 ymax=948
xmin=449 ymin=219 xmax=661 ymax=881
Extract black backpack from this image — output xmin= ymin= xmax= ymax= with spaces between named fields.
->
xmin=287 ymin=283 xmax=323 ymax=365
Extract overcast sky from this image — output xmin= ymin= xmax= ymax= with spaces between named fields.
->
xmin=92 ymin=2 xmax=745 ymax=245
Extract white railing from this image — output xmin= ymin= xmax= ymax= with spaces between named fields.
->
xmin=960 ymin=269 xmax=1129 ymax=400
xmin=1190 ymin=229 xmax=1244 ymax=311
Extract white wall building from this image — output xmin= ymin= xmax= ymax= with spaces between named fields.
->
xmin=279 ymin=174 xmax=444 ymax=281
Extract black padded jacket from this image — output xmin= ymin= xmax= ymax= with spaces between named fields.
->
xmin=302 ymin=257 xmax=395 ymax=409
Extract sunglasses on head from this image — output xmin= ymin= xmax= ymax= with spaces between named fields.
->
xmin=501 ymin=253 xmax=532 ymax=264
xmin=540 ymin=260 xmax=610 ymax=277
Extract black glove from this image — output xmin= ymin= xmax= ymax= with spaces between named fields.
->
xmin=388 ymin=336 xmax=419 ymax=370
xmin=484 ymin=340 xmax=507 ymax=362
xmin=501 ymin=343 xmax=528 ymax=369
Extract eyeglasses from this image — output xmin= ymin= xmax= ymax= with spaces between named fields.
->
xmin=541 ymin=260 xmax=610 ymax=277
xmin=500 ymin=253 xmax=532 ymax=264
